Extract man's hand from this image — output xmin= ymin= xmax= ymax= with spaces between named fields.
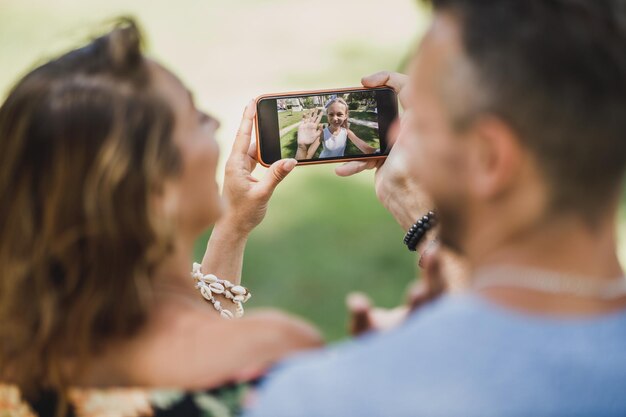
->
xmin=348 ymin=243 xmax=469 ymax=336
xmin=336 ymin=71 xmax=432 ymax=230
xmin=339 ymin=71 xmax=469 ymax=334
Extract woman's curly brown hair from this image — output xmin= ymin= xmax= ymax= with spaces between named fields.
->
xmin=0 ymin=18 xmax=181 ymax=400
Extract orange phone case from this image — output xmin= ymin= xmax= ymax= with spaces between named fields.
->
xmin=254 ymin=87 xmax=390 ymax=168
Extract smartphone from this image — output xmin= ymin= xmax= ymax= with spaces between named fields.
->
xmin=255 ymin=87 xmax=398 ymax=167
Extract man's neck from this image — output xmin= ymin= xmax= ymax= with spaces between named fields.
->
xmin=476 ymin=215 xmax=622 ymax=279
xmin=463 ymin=205 xmax=626 ymax=315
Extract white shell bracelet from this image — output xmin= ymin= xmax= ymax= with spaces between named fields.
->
xmin=191 ymin=262 xmax=252 ymax=319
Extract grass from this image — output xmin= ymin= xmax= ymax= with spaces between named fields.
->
xmin=280 ymin=127 xmax=300 ymax=159
xmin=346 ymin=124 xmax=380 ymax=155
xmin=350 ymin=111 xmax=378 ymax=122
xmin=278 ymin=110 xmax=304 ymax=130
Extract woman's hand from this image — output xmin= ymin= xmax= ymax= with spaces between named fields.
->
xmin=336 ymin=71 xmax=432 ymax=230
xmin=201 ymin=101 xmax=296 ymax=284
xmin=220 ymin=101 xmax=297 ymax=235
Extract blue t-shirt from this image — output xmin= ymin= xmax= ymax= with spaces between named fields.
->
xmin=245 ymin=294 xmax=626 ymax=417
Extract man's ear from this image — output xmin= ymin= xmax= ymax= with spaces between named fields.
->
xmin=465 ymin=116 xmax=524 ymax=200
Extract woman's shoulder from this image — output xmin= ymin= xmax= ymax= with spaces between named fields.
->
xmin=0 ymin=382 xmax=254 ymax=417
xmin=75 ymin=307 xmax=321 ymax=398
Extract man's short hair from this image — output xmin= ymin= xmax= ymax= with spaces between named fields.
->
xmin=426 ymin=0 xmax=626 ymax=218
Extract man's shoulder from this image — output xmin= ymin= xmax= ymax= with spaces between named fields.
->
xmin=245 ymin=295 xmax=481 ymax=417
xmin=283 ymin=295 xmax=479 ymax=370
xmin=246 ymin=295 xmax=626 ymax=417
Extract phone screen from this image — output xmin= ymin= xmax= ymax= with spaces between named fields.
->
xmin=256 ymin=87 xmax=397 ymax=165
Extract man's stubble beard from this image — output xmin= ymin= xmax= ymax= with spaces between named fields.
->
xmin=434 ymin=195 xmax=468 ymax=256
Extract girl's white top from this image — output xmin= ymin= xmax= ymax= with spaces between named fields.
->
xmin=319 ymin=127 xmax=347 ymax=158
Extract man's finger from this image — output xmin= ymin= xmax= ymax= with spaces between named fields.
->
xmin=335 ymin=160 xmax=378 ymax=177
xmin=368 ymin=306 xmax=409 ymax=331
xmin=346 ymin=292 xmax=373 ymax=336
xmin=386 ymin=118 xmax=402 ymax=149
xmin=232 ymin=100 xmax=256 ymax=154
xmin=398 ymin=86 xmax=413 ymax=110
xmin=257 ymin=158 xmax=297 ymax=196
xmin=361 ymin=71 xmax=409 ymax=92
xmin=409 ymin=243 xmax=447 ymax=311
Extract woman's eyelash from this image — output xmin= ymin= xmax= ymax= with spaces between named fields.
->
xmin=198 ymin=111 xmax=210 ymax=124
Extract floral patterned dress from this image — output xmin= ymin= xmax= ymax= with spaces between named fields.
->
xmin=0 ymin=382 xmax=255 ymax=417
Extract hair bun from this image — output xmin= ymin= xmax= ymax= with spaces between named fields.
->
xmin=106 ymin=18 xmax=143 ymax=72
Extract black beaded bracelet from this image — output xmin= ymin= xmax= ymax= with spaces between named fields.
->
xmin=403 ymin=211 xmax=437 ymax=252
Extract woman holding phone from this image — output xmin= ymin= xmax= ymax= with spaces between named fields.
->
xmin=0 ymin=20 xmax=322 ymax=416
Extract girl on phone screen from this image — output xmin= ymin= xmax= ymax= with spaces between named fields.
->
xmin=295 ymin=98 xmax=378 ymax=160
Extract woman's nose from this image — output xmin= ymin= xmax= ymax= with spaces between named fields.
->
xmin=212 ymin=118 xmax=221 ymax=130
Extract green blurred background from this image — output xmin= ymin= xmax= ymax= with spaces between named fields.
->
xmin=1 ymin=0 xmax=624 ymax=342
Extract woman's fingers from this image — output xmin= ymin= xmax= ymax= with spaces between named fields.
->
xmin=256 ymin=158 xmax=297 ymax=197
xmin=334 ymin=159 xmax=379 ymax=177
xmin=246 ymin=141 xmax=259 ymax=171
xmin=247 ymin=140 xmax=258 ymax=160
xmin=361 ymin=71 xmax=409 ymax=92
xmin=232 ymin=100 xmax=256 ymax=154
